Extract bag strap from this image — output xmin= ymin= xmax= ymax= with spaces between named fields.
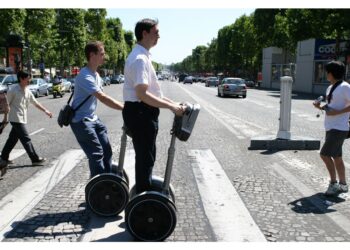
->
xmin=67 ymin=90 xmax=91 ymax=112
xmin=327 ymin=80 xmax=343 ymax=104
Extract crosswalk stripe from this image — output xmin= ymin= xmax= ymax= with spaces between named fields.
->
xmin=0 ymin=149 xmax=85 ymax=241
xmin=189 ymin=149 xmax=266 ymax=241
xmin=0 ymin=149 xmax=26 ymax=162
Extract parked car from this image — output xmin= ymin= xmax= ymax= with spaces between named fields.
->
xmin=217 ymin=77 xmax=247 ymax=98
xmin=28 ymin=78 xmax=49 ymax=97
xmin=183 ymin=76 xmax=193 ymax=84
xmin=111 ymin=74 xmax=124 ymax=84
xmin=102 ymin=76 xmax=110 ymax=86
xmin=67 ymin=77 xmax=76 ymax=90
xmin=178 ymin=73 xmax=188 ymax=82
xmin=47 ymin=82 xmax=53 ymax=94
xmin=245 ymin=79 xmax=256 ymax=87
xmin=61 ymin=78 xmax=72 ymax=92
xmin=205 ymin=77 xmax=219 ymax=87
xmin=0 ymin=74 xmax=18 ymax=93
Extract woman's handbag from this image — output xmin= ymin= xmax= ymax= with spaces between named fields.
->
xmin=57 ymin=92 xmax=91 ymax=127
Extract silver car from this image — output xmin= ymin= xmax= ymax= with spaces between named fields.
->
xmin=217 ymin=77 xmax=247 ymax=98
xmin=205 ymin=77 xmax=219 ymax=87
xmin=28 ymin=78 xmax=49 ymax=97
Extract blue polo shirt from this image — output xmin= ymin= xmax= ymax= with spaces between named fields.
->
xmin=71 ymin=67 xmax=103 ymax=123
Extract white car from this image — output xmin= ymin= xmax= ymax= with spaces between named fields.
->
xmin=61 ymin=78 xmax=72 ymax=92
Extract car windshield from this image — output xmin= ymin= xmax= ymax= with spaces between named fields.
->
xmin=30 ymin=80 xmax=38 ymax=85
xmin=0 ymin=76 xmax=4 ymax=82
xmin=209 ymin=77 xmax=217 ymax=80
xmin=226 ymin=79 xmax=243 ymax=84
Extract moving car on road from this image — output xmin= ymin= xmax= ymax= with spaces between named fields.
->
xmin=205 ymin=77 xmax=219 ymax=87
xmin=217 ymin=77 xmax=247 ymax=98
xmin=183 ymin=76 xmax=193 ymax=84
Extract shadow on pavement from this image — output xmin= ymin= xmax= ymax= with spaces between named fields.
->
xmin=288 ymin=192 xmax=346 ymax=214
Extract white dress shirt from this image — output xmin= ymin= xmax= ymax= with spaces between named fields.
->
xmin=123 ymin=44 xmax=163 ymax=102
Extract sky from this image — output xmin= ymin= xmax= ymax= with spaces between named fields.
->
xmin=107 ymin=9 xmax=254 ymax=65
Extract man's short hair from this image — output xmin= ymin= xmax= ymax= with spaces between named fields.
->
xmin=85 ymin=41 xmax=104 ymax=61
xmin=17 ymin=70 xmax=30 ymax=81
xmin=325 ymin=61 xmax=345 ymax=80
xmin=135 ymin=18 xmax=158 ymax=42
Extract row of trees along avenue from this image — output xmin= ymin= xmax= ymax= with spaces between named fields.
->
xmin=170 ymin=9 xmax=350 ymax=80
xmin=0 ymin=9 xmax=143 ymax=76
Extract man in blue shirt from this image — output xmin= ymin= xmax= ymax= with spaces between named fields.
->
xmin=71 ymin=41 xmax=124 ymax=178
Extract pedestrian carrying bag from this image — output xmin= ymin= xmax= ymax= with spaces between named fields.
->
xmin=57 ymin=92 xmax=91 ymax=127
xmin=326 ymin=80 xmax=350 ymax=139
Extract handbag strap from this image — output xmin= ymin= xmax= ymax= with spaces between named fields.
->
xmin=67 ymin=90 xmax=91 ymax=112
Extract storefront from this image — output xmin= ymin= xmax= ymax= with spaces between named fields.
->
xmin=262 ymin=39 xmax=350 ymax=95
xmin=294 ymin=39 xmax=350 ymax=95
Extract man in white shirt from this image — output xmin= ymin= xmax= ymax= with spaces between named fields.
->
xmin=123 ymin=18 xmax=184 ymax=194
xmin=313 ymin=61 xmax=350 ymax=196
xmin=0 ymin=71 xmax=52 ymax=174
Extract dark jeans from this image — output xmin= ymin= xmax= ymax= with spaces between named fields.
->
xmin=123 ymin=102 xmax=159 ymax=194
xmin=70 ymin=118 xmax=112 ymax=178
xmin=1 ymin=122 xmax=40 ymax=162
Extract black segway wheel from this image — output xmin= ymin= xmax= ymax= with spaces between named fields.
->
xmin=85 ymin=174 xmax=129 ymax=216
xmin=125 ymin=192 xmax=177 ymax=241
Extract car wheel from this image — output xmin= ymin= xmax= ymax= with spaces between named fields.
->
xmin=242 ymin=95 xmax=247 ymax=99
xmin=35 ymin=91 xmax=39 ymax=98
xmin=45 ymin=90 xmax=48 ymax=96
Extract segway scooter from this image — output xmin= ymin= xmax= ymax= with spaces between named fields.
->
xmin=85 ymin=126 xmax=130 ymax=217
xmin=125 ymin=102 xmax=200 ymax=241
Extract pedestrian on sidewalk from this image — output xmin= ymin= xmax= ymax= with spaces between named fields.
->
xmin=0 ymin=70 xmax=53 ymax=176
xmin=123 ymin=18 xmax=184 ymax=194
xmin=313 ymin=61 xmax=350 ymax=196
xmin=70 ymin=41 xmax=124 ymax=178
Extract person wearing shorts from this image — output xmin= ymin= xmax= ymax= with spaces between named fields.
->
xmin=314 ymin=61 xmax=350 ymax=196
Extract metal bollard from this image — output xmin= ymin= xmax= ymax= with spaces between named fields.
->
xmin=277 ymin=76 xmax=293 ymax=140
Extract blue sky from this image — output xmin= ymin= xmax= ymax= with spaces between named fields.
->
xmin=107 ymin=9 xmax=254 ymax=65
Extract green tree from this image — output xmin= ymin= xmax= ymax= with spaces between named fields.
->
xmin=85 ymin=9 xmax=107 ymax=42
xmin=55 ymin=9 xmax=86 ymax=75
xmin=23 ymin=9 xmax=56 ymax=74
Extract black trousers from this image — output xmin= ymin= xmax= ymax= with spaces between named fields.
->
xmin=1 ymin=122 xmax=39 ymax=162
xmin=123 ymin=102 xmax=159 ymax=194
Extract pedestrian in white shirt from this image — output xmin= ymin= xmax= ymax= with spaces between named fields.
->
xmin=313 ymin=61 xmax=350 ymax=196
xmin=0 ymin=71 xmax=53 ymax=177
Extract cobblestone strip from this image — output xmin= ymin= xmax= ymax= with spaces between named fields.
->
xmin=3 ymin=160 xmax=90 ymax=242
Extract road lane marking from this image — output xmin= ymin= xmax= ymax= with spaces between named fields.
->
xmin=271 ymin=163 xmax=350 ymax=234
xmin=81 ymin=149 xmax=135 ymax=242
xmin=189 ymin=149 xmax=266 ymax=242
xmin=178 ymin=84 xmax=249 ymax=139
xmin=0 ymin=149 xmax=26 ymax=162
xmin=0 ymin=149 xmax=85 ymax=241
xmin=29 ymin=128 xmax=45 ymax=136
